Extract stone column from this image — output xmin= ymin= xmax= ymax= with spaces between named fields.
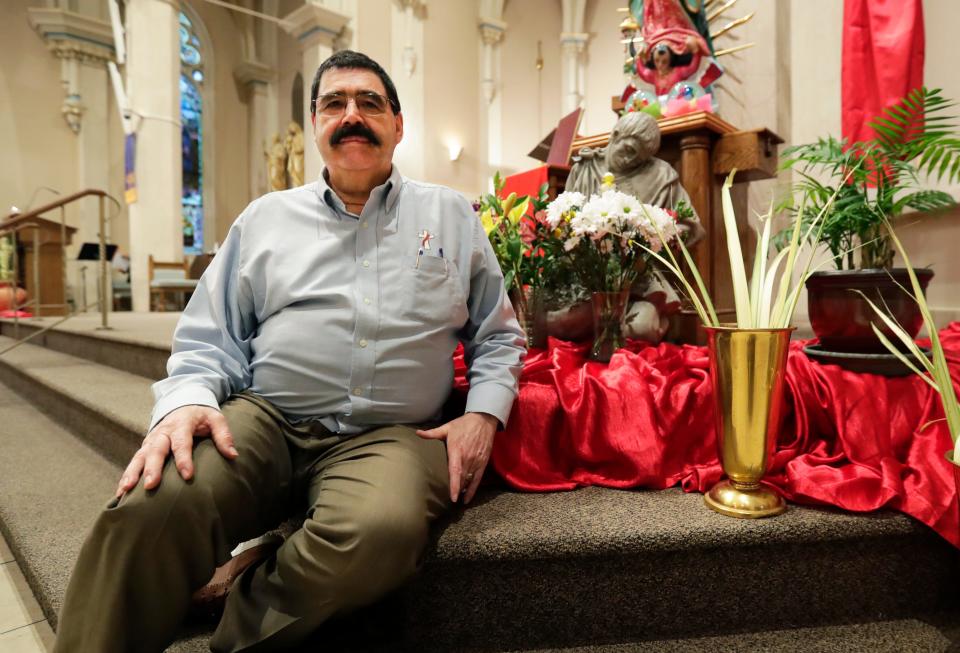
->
xmin=559 ymin=0 xmax=587 ymax=114
xmin=479 ymin=20 xmax=506 ymax=179
xmin=389 ymin=0 xmax=425 ymax=179
xmin=123 ymin=0 xmax=183 ymax=312
xmin=282 ymin=1 xmax=351 ymax=183
xmin=27 ymin=6 xmax=115 ymax=312
xmin=559 ymin=33 xmax=588 ymax=114
xmin=235 ymin=62 xmax=276 ymax=201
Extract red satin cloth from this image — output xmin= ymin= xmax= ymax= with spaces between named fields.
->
xmin=453 ymin=323 xmax=960 ymax=547
xmin=842 ymin=0 xmax=924 ymax=145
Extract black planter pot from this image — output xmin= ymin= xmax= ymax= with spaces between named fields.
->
xmin=806 ymin=268 xmax=934 ymax=353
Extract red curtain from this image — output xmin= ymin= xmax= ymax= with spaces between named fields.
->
xmin=500 ymin=166 xmax=549 ymax=204
xmin=842 ymin=0 xmax=924 ymax=145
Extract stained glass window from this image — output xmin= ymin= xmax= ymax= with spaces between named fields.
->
xmin=179 ymin=12 xmax=204 ymax=255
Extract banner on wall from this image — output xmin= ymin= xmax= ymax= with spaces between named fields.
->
xmin=124 ymin=133 xmax=137 ymax=205
xmin=842 ymin=0 xmax=924 ymax=145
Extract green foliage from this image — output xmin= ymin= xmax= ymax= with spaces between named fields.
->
xmin=476 ymin=174 xmax=560 ymax=312
xmin=776 ymin=87 xmax=959 ymax=270
xmin=645 ymin=171 xmax=840 ymax=328
xmin=861 ymin=220 xmax=960 ymax=457
xmin=0 ymin=236 xmax=13 ymax=282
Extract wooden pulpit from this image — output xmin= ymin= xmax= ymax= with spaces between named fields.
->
xmin=567 ymin=111 xmax=783 ymax=344
xmin=2 ymin=214 xmax=77 ymax=316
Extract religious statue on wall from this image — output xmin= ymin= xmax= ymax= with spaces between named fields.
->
xmin=619 ymin=0 xmax=754 ymax=119
xmin=265 ymin=135 xmax=288 ymax=192
xmin=567 ymin=111 xmax=704 ymax=342
xmin=264 ymin=124 xmax=307 ymax=191
xmin=285 ymin=122 xmax=305 ymax=188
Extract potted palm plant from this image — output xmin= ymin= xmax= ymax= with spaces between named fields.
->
xmin=777 ymin=87 xmax=960 ymax=356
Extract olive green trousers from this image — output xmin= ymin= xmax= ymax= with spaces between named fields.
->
xmin=53 ymin=393 xmax=451 ymax=653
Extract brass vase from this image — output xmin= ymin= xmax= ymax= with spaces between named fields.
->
xmin=704 ymin=326 xmax=794 ymax=518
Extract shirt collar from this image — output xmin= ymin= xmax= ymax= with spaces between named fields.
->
xmin=316 ymin=166 xmax=404 ymax=217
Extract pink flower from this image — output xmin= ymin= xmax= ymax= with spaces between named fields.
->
xmin=520 ymin=216 xmax=537 ymax=244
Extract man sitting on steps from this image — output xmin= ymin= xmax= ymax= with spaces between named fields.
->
xmin=53 ymin=50 xmax=526 ymax=653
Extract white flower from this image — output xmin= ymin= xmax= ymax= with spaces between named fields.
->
xmin=609 ymin=191 xmax=643 ymax=226
xmin=575 ymin=190 xmax=645 ymax=240
xmin=577 ymin=193 xmax=616 ymax=233
xmin=545 ymin=191 xmax=585 ymax=228
xmin=564 ymin=235 xmax=581 ymax=251
xmin=635 ymin=203 xmax=680 ymax=252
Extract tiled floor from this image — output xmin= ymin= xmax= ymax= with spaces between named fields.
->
xmin=0 ymin=532 xmax=53 ymax=652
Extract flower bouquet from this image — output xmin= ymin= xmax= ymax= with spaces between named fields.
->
xmin=544 ymin=176 xmax=681 ymax=361
xmin=477 ymin=173 xmax=554 ymax=347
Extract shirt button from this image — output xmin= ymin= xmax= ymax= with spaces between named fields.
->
xmin=363 ymin=297 xmax=371 ymax=305
xmin=353 ymin=387 xmax=363 ymax=396
xmin=362 ymin=260 xmax=370 ymax=268
xmin=361 ymin=221 xmax=369 ymax=229
xmin=359 ymin=339 xmax=368 ymax=348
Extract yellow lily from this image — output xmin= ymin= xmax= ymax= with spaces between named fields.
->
xmin=480 ymin=209 xmax=500 ymax=235
xmin=507 ymin=197 xmax=531 ymax=226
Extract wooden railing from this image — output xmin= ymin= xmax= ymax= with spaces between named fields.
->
xmin=0 ymin=189 xmax=120 ymax=354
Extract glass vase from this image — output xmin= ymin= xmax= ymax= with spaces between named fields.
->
xmin=511 ymin=286 xmax=547 ymax=350
xmin=589 ymin=288 xmax=630 ymax=362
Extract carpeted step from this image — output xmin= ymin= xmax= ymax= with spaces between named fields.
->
xmin=1 ymin=314 xmax=172 ymax=380
xmin=3 ymin=373 xmax=959 ymax=652
xmin=506 ymin=616 xmax=959 ymax=652
xmin=0 ymin=335 xmax=150 ymax=466
xmin=0 ymin=385 xmax=214 ymax=652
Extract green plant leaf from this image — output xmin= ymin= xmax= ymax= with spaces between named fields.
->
xmin=721 ymin=171 xmax=752 ymax=327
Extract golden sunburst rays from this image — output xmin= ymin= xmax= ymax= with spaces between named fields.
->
xmin=708 ymin=0 xmax=740 ymax=22
xmin=706 ymin=0 xmax=755 ymax=57
xmin=712 ymin=11 xmax=754 ymax=39
xmin=714 ymin=42 xmax=756 ymax=57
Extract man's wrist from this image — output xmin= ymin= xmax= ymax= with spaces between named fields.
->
xmin=466 ymin=411 xmax=500 ymax=431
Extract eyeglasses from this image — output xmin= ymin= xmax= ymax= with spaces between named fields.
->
xmin=312 ymin=91 xmax=396 ymax=117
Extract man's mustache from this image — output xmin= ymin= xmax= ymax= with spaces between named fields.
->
xmin=330 ymin=123 xmax=381 ymax=146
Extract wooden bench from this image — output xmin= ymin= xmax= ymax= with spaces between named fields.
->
xmin=149 ymin=255 xmax=198 ymax=312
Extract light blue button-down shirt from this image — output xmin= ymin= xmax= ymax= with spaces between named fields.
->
xmin=150 ymin=166 xmax=526 ymax=434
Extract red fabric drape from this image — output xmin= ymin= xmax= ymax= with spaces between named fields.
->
xmin=501 ymin=166 xmax=549 ymax=204
xmin=842 ymin=0 xmax=924 ymax=145
xmin=454 ymin=324 xmax=960 ymax=548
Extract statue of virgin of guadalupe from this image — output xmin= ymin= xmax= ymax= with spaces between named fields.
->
xmin=629 ymin=0 xmax=719 ymax=97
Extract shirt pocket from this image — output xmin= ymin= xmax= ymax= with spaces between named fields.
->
xmin=403 ymin=254 xmax=467 ymax=327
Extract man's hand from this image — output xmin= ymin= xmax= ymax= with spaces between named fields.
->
xmin=416 ymin=412 xmax=498 ymax=504
xmin=115 ymin=405 xmax=238 ymax=497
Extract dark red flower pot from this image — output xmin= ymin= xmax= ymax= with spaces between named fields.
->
xmin=806 ymin=268 xmax=934 ymax=353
